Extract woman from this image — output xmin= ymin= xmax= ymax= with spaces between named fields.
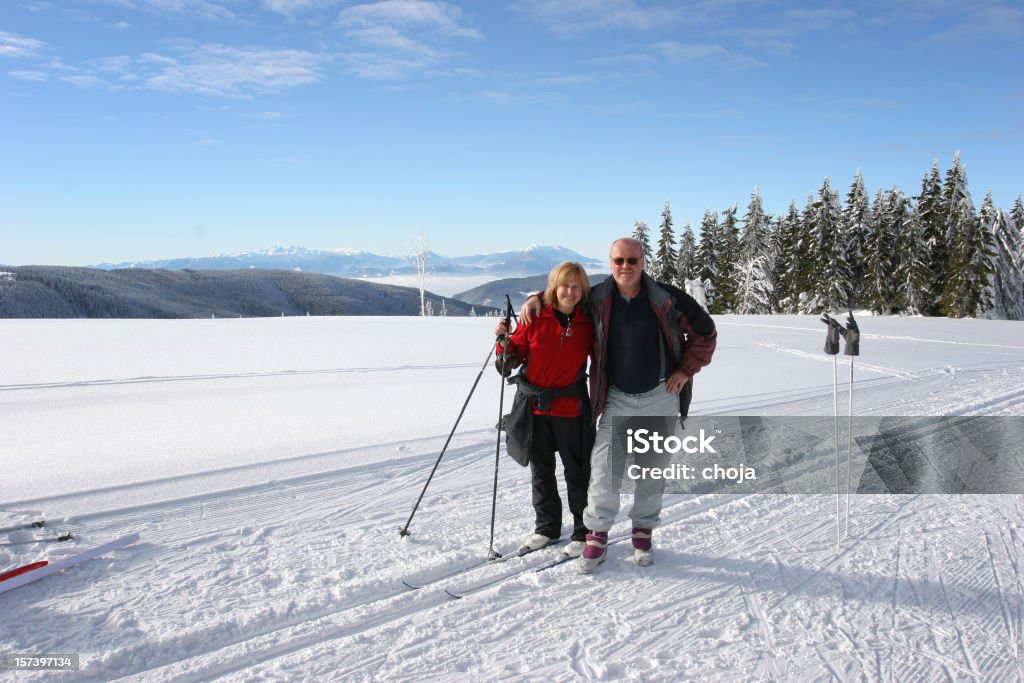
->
xmin=495 ymin=261 xmax=595 ymax=557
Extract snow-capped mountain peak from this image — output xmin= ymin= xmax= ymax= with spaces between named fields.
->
xmin=93 ymin=245 xmax=604 ymax=278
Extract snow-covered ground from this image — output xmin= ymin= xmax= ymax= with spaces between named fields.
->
xmin=2 ymin=315 xmax=1023 ymax=681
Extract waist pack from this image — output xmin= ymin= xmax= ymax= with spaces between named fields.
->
xmin=500 ymin=374 xmax=589 ymax=467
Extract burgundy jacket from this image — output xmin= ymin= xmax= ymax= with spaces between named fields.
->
xmin=588 ymin=273 xmax=716 ymax=420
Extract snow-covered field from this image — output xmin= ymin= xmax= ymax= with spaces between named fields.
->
xmin=2 ymin=315 xmax=1023 ymax=681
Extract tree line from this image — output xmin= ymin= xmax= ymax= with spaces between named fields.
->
xmin=633 ymin=152 xmax=1023 ymax=319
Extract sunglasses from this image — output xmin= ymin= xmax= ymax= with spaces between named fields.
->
xmin=612 ymin=257 xmax=641 ymax=266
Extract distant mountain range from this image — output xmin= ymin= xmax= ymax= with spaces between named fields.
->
xmin=92 ymin=245 xmax=605 ymax=279
xmin=0 ymin=266 xmax=498 ymax=319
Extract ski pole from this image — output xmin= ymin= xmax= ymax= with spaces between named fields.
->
xmin=841 ymin=309 xmax=860 ymax=538
xmin=0 ymin=532 xmax=72 ymax=548
xmin=0 ymin=520 xmax=45 ymax=536
xmin=833 ymin=353 xmax=840 ymax=550
xmin=487 ymin=295 xmax=515 ymax=560
xmin=399 ymin=344 xmax=497 ymax=538
xmin=821 ymin=313 xmax=844 ymax=551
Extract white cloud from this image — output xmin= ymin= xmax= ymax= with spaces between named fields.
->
xmin=581 ymin=53 xmax=656 ymax=66
xmin=90 ymin=55 xmax=135 ymax=73
xmin=341 ymin=51 xmax=432 ymax=80
xmin=138 ymin=45 xmax=324 ymax=97
xmin=932 ymin=4 xmax=1023 ymax=41
xmin=339 ymin=0 xmax=482 ymax=40
xmin=511 ymin=0 xmax=682 ymax=36
xmin=262 ymin=0 xmax=340 ymax=14
xmin=0 ymin=32 xmax=46 ymax=59
xmin=652 ymin=41 xmax=763 ymax=69
xmin=60 ymin=74 xmax=109 ymax=88
xmin=337 ymin=0 xmax=482 ymax=79
xmin=9 ymin=70 xmax=49 ymax=81
xmin=346 ymin=25 xmax=445 ymax=58
xmin=469 ymin=89 xmax=563 ymax=105
xmin=141 ymin=0 xmax=237 ymax=21
xmin=530 ymin=74 xmax=596 ymax=86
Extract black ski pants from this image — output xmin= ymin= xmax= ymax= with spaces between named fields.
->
xmin=529 ymin=413 xmax=592 ymax=542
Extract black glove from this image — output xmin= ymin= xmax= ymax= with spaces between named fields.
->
xmin=820 ymin=314 xmax=843 ymax=355
xmin=495 ymin=351 xmax=521 ymax=376
xmin=841 ymin=310 xmax=860 ymax=356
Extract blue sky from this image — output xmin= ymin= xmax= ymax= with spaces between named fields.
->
xmin=2 ymin=0 xmax=1022 ymax=266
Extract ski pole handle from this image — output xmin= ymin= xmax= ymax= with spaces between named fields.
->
xmin=820 ymin=313 xmax=843 ymax=355
xmin=841 ymin=309 xmax=860 ymax=356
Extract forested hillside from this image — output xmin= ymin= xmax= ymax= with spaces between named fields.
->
xmin=0 ymin=267 xmax=493 ymax=318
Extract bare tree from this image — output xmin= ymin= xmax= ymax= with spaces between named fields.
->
xmin=410 ymin=230 xmax=430 ymax=316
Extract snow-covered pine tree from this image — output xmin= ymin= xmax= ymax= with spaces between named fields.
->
xmin=885 ymin=188 xmax=912 ymax=313
xmin=941 ymin=151 xmax=968 ymax=242
xmin=841 ymin=170 xmax=871 ymax=307
xmin=807 ymin=178 xmax=847 ymax=313
xmin=1012 ymin=196 xmax=1024 ymax=241
xmin=864 ymin=189 xmax=888 ymax=313
xmin=1014 ymin=195 xmax=1024 ymax=303
xmin=941 ymin=154 xmax=993 ymax=317
xmin=771 ymin=201 xmax=802 ymax=313
xmin=632 ymin=221 xmax=653 ymax=263
xmin=1012 ymin=196 xmax=1024 ymax=317
xmin=675 ymin=222 xmax=696 ymax=288
xmin=902 ymin=203 xmax=931 ymax=315
xmin=736 ymin=188 xmax=774 ymax=313
xmin=791 ymin=194 xmax=819 ymax=312
xmin=981 ymin=192 xmax=1023 ymax=320
xmin=717 ymin=205 xmax=741 ymax=312
xmin=912 ymin=161 xmax=946 ymax=315
xmin=694 ymin=210 xmax=721 ymax=312
xmin=651 ymin=200 xmax=678 ymax=284
xmin=740 ymin=188 xmax=771 ymax=263
xmin=864 ymin=188 xmax=908 ymax=314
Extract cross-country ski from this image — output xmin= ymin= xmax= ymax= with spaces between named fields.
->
xmin=0 ymin=561 xmax=48 ymax=583
xmin=0 ymin=533 xmax=140 ymax=596
xmin=402 ymin=539 xmax=567 ymax=590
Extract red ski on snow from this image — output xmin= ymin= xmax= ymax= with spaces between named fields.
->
xmin=0 ymin=561 xmax=48 ymax=583
xmin=0 ymin=533 xmax=140 ymax=595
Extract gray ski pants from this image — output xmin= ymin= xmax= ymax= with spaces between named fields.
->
xmin=582 ymin=383 xmax=679 ymax=532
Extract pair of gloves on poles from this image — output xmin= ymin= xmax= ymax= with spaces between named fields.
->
xmin=821 ymin=310 xmax=860 ymax=356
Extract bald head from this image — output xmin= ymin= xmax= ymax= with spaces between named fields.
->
xmin=610 ymin=237 xmax=644 ymax=257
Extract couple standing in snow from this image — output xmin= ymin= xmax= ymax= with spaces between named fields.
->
xmin=494 ymin=237 xmax=717 ymax=573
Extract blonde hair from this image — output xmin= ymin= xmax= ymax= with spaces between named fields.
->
xmin=543 ymin=261 xmax=590 ymax=310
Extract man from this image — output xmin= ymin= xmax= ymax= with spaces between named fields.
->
xmin=522 ymin=237 xmax=716 ymax=572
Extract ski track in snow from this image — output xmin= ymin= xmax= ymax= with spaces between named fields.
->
xmin=0 ymin=362 xmax=483 ymax=393
xmin=2 ymin=315 xmax=1024 ymax=681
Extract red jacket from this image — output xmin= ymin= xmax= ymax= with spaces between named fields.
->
xmin=498 ymin=305 xmax=594 ymax=417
